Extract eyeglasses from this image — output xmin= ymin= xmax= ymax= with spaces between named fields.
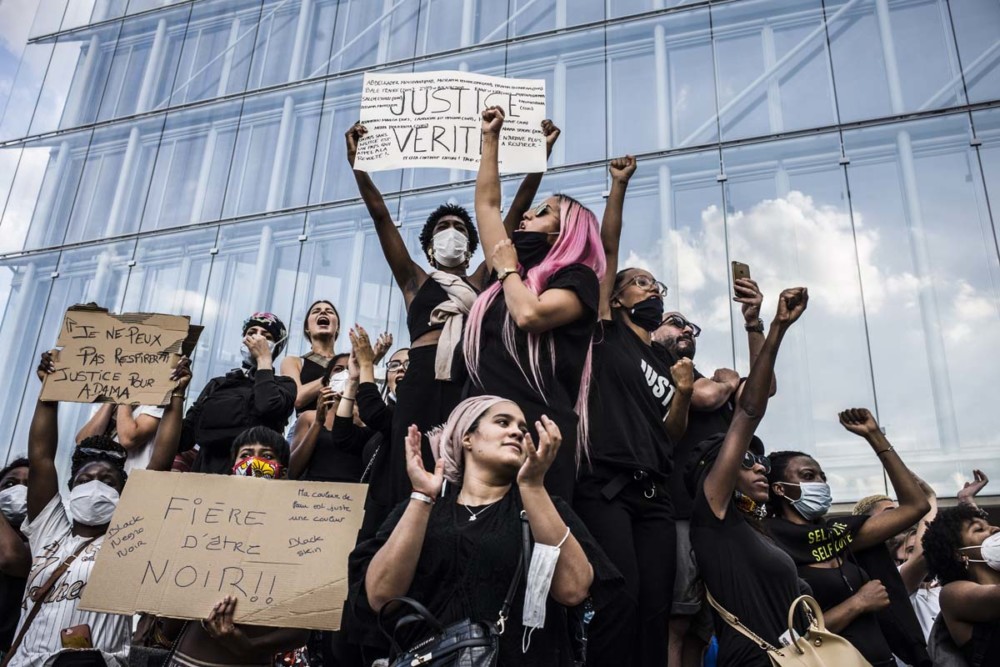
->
xmin=76 ymin=447 xmax=127 ymax=462
xmin=660 ymin=314 xmax=701 ymax=337
xmin=532 ymin=203 xmax=553 ymax=217
xmin=386 ymin=360 xmax=410 ymax=372
xmin=741 ymin=451 xmax=771 ymax=474
xmin=616 ymin=275 xmax=669 ymax=298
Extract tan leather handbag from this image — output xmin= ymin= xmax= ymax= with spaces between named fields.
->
xmin=706 ymin=590 xmax=873 ymax=667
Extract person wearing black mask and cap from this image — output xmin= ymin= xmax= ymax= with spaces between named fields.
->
xmin=572 ymin=155 xmax=695 ymax=666
xmin=686 ymin=287 xmax=808 ymax=667
xmin=179 ymin=312 xmax=297 ymax=475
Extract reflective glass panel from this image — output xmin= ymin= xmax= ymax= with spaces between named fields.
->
xmin=140 ymin=99 xmax=245 ymax=231
xmin=948 ymin=0 xmax=1000 ymax=104
xmin=843 ymin=114 xmax=1000 ymax=498
xmin=168 ymin=0 xmax=263 ymax=107
xmin=0 ymin=42 xmax=55 ymax=141
xmin=414 ymin=0 xmax=509 ymax=55
xmin=508 ymin=0 xmax=603 ymax=38
xmin=505 ymin=27 xmax=606 ymax=167
xmin=327 ymin=0 xmax=420 ymax=74
xmin=711 ymin=0 xmax=837 ymax=141
xmin=247 ymin=0 xmax=339 ymax=88
xmin=0 ymin=130 xmax=94 ymax=252
xmin=222 ymin=81 xmax=326 ymax=218
xmin=64 ymin=116 xmax=167 ymax=244
xmin=0 ymin=251 xmax=59 ymax=460
xmin=826 ymin=0 xmax=966 ymax=123
xmin=606 ymin=8 xmax=717 ymax=153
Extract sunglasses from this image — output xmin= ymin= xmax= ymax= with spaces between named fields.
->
xmin=386 ymin=360 xmax=410 ymax=372
xmin=660 ymin=314 xmax=701 ymax=337
xmin=617 ymin=275 xmax=669 ymax=298
xmin=76 ymin=447 xmax=127 ymax=462
xmin=532 ymin=202 xmax=553 ymax=217
xmin=741 ymin=451 xmax=771 ymax=474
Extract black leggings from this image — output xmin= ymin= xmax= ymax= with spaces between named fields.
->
xmin=574 ymin=471 xmax=677 ymax=667
xmin=383 ymin=345 xmax=463 ymax=507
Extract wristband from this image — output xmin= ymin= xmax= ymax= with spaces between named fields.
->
xmin=410 ymin=491 xmax=435 ymax=505
xmin=171 ymin=392 xmax=186 ymax=399
xmin=497 ymin=267 xmax=518 ymax=283
xmin=875 ymin=445 xmax=894 ymax=457
xmin=340 ymin=395 xmax=356 ymax=403
xmin=745 ymin=318 xmax=765 ymax=333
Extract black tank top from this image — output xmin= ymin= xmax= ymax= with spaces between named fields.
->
xmin=297 ymin=355 xmax=329 ymax=414
xmin=407 ymin=279 xmax=449 ymax=340
xmin=964 ymin=621 xmax=1000 ymax=667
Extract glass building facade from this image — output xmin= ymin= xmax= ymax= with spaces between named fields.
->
xmin=0 ymin=0 xmax=998 ymax=502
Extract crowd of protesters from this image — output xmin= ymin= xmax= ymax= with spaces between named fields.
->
xmin=0 ymin=108 xmax=996 ymax=667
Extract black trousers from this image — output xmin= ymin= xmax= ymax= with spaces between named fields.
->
xmin=574 ymin=470 xmax=677 ymax=667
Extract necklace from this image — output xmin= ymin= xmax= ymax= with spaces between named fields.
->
xmin=461 ymin=499 xmax=500 ymax=522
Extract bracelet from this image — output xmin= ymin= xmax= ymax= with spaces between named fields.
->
xmin=340 ymin=396 xmax=356 ymax=403
xmin=876 ymin=445 xmax=895 ymax=457
xmin=745 ymin=318 xmax=765 ymax=333
xmin=171 ymin=392 xmax=186 ymax=399
xmin=497 ymin=267 xmax=518 ymax=283
xmin=410 ymin=491 xmax=435 ymax=505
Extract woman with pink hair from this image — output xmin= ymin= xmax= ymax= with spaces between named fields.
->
xmin=463 ymin=106 xmax=606 ymax=504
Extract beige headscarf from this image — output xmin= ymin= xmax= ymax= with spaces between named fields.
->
xmin=428 ymin=395 xmax=509 ymax=484
xmin=428 ymin=271 xmax=478 ymax=381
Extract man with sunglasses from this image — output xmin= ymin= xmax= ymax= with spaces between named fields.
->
xmin=653 ymin=277 xmax=777 ymax=667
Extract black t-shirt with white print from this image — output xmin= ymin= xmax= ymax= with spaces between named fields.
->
xmin=587 ymin=318 xmax=676 ymax=477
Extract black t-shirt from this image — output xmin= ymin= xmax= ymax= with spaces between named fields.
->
xmin=766 ymin=515 xmax=894 ymax=665
xmin=588 ymin=318 xmax=675 ymax=476
xmin=347 ymin=488 xmax=621 ymax=666
xmin=691 ymin=484 xmax=808 ymax=667
xmin=301 ymin=416 xmax=370 ymax=483
xmin=465 ymin=264 xmax=600 ymax=500
xmin=296 ymin=355 xmax=329 ymax=414
xmin=670 ymin=366 xmax=736 ymax=519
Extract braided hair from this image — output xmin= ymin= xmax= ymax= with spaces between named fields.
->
xmin=71 ymin=436 xmax=128 ymax=488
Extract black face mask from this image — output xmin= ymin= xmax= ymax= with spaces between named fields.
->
xmin=627 ymin=296 xmax=664 ymax=331
xmin=512 ymin=231 xmax=552 ymax=270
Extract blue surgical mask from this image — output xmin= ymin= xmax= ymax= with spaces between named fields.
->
xmin=781 ymin=481 xmax=832 ymax=520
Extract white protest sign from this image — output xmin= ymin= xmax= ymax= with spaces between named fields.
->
xmin=354 ymin=70 xmax=547 ymax=174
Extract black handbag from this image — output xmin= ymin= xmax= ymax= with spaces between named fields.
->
xmin=377 ymin=514 xmax=529 ymax=667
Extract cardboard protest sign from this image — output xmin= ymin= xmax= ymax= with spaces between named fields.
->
xmin=354 ymin=70 xmax=547 ymax=174
xmin=79 ymin=470 xmax=368 ymax=631
xmin=41 ymin=305 xmax=201 ymax=406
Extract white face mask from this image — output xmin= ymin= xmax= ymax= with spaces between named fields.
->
xmin=329 ymin=369 xmax=350 ymax=394
xmin=959 ymin=532 xmax=1000 ymax=571
xmin=431 ymin=227 xmax=470 ymax=268
xmin=69 ymin=480 xmax=120 ymax=526
xmin=241 ymin=338 xmax=280 ymax=366
xmin=522 ymin=528 xmax=570 ymax=653
xmin=0 ymin=484 xmax=27 ymax=525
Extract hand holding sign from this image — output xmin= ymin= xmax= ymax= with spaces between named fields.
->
xmin=41 ymin=305 xmax=201 ymax=406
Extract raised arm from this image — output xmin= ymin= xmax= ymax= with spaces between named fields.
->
xmin=665 ymin=358 xmax=694 ymax=444
xmin=288 ymin=389 xmax=335 ymax=480
xmin=691 ymin=369 xmax=740 ymax=411
xmin=365 ymin=425 xmax=444 ymax=611
xmin=28 ymin=351 xmax=61 ymax=521
xmin=957 ymin=469 xmax=989 ymax=510
xmin=346 ymin=123 xmax=424 ymax=299
xmin=75 ymin=403 xmax=113 ymax=444
xmin=899 ymin=479 xmax=937 ymax=595
xmin=500 ymin=120 xmax=561 ymax=237
xmin=475 ymin=107 xmax=510 ymax=274
xmin=147 ymin=357 xmax=191 ymax=472
xmin=839 ymin=410 xmax=931 ymax=551
xmin=703 ymin=288 xmax=808 ymax=518
xmin=598 ymin=155 xmax=637 ymax=320
xmin=114 ymin=404 xmax=159 ymax=451
xmin=734 ymin=279 xmax=776 ymax=398
xmin=518 ymin=416 xmax=593 ymax=607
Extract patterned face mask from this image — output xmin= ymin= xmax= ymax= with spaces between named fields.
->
xmin=231 ymin=456 xmax=284 ymax=479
